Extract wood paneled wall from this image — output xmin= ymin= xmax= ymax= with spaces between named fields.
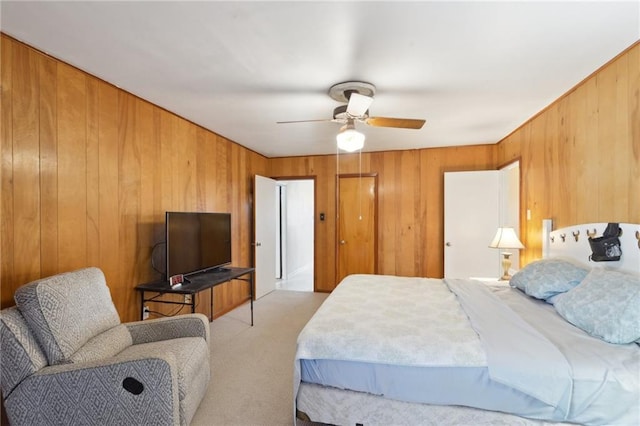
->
xmin=497 ymin=42 xmax=640 ymax=265
xmin=269 ymin=145 xmax=497 ymax=290
xmin=1 ymin=35 xmax=269 ymax=322
xmin=2 ymin=34 xmax=638 ymax=314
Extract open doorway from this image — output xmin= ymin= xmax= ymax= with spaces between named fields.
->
xmin=276 ymin=179 xmax=314 ymax=292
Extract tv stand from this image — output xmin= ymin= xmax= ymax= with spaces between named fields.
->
xmin=135 ymin=267 xmax=255 ymax=324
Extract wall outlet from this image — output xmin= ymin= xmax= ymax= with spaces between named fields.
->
xmin=184 ymin=294 xmax=192 ymax=304
xmin=142 ymin=305 xmax=150 ymax=320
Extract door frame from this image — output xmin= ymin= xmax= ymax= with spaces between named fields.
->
xmin=272 ymin=175 xmax=317 ymax=292
xmin=335 ymin=173 xmax=379 ymax=285
xmin=498 ymin=158 xmax=522 ymax=269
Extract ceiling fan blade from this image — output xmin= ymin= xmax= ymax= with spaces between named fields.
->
xmin=277 ymin=118 xmax=335 ymax=124
xmin=346 ymin=92 xmax=374 ymax=117
xmin=366 ymin=117 xmax=426 ymax=129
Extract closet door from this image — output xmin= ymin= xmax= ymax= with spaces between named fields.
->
xmin=336 ymin=175 xmax=377 ymax=284
xmin=444 ymin=171 xmax=500 ymax=279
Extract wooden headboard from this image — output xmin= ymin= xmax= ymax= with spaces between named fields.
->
xmin=542 ymin=219 xmax=640 ymax=274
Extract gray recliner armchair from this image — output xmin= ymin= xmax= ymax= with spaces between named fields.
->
xmin=0 ymin=267 xmax=210 ymax=425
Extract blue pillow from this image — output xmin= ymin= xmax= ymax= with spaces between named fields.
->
xmin=511 ymin=258 xmax=589 ymax=301
xmin=554 ymin=268 xmax=640 ymax=344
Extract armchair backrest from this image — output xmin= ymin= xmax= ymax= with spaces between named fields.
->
xmin=0 ymin=307 xmax=48 ymax=397
xmin=13 ymin=267 xmax=123 ymax=365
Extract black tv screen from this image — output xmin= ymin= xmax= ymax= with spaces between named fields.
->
xmin=165 ymin=212 xmax=232 ymax=278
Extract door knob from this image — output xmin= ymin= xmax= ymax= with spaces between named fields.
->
xmin=340 ymin=240 xmax=346 ymax=245
xmin=445 ymin=242 xmax=451 ymax=247
xmin=252 ymin=242 xmax=262 ymax=247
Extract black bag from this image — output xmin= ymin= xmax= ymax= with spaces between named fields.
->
xmin=588 ymin=223 xmax=622 ymax=262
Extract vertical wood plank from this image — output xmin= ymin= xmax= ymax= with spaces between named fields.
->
xmin=396 ymin=150 xmax=417 ymax=276
xmin=1 ymin=36 xmax=15 ymax=305
xmin=57 ymin=63 xmax=87 ymax=272
xmin=12 ymin=43 xmax=41 ymax=286
xmin=86 ymin=77 xmax=100 ymax=269
xmin=229 ymin=144 xmax=242 ymax=303
xmin=423 ymin=148 xmax=444 ymax=277
xmin=173 ymin=118 xmax=197 ymax=211
xmin=597 ymin=62 xmax=617 ymax=220
xmin=545 ymin=103 xmax=560 ymax=221
xmin=151 ymin=109 xmax=164 ymax=254
xmin=613 ymin=54 xmax=631 ymax=219
xmin=98 ymin=81 xmax=120 ymax=293
xmin=576 ymin=78 xmax=600 ymax=223
xmin=149 ymin=108 xmax=164 ymax=282
xmin=117 ymin=92 xmax=140 ymax=317
xmin=38 ymin=54 xmax=58 ymax=277
xmin=379 ymin=151 xmax=397 ymax=274
xmin=414 ymin=150 xmax=427 ymax=275
xmin=200 ymin=132 xmax=218 ymax=320
xmin=136 ymin=98 xmax=157 ymax=319
xmin=195 ymin=127 xmax=208 ymax=212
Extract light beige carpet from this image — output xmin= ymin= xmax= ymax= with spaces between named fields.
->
xmin=191 ymin=290 xmax=328 ymax=426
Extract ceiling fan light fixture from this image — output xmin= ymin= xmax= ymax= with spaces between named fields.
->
xmin=336 ymin=122 xmax=365 ymax=152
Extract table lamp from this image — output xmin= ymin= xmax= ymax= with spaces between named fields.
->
xmin=489 ymin=227 xmax=525 ymax=280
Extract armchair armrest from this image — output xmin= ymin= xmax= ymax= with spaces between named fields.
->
xmin=126 ymin=313 xmax=209 ymax=345
xmin=4 ymin=351 xmax=180 ymax=426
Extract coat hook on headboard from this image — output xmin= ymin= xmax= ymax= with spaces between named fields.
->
xmin=636 ymin=230 xmax=640 ymax=249
xmin=586 ymin=228 xmax=597 ymax=238
xmin=572 ymin=230 xmax=580 ymax=242
xmin=550 ymin=235 xmax=555 ymax=243
xmin=560 ymin=233 xmax=566 ymax=242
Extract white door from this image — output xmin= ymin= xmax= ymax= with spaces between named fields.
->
xmin=444 ymin=171 xmax=500 ymax=279
xmin=254 ymin=175 xmax=278 ymax=299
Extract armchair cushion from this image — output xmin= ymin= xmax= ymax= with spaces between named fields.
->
xmin=14 ymin=267 xmax=121 ymax=365
xmin=69 ymin=324 xmax=133 ymax=364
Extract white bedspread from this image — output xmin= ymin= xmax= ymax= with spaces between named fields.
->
xmin=296 ymin=274 xmax=486 ymax=367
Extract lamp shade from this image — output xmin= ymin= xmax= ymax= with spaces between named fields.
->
xmin=336 ymin=123 xmax=365 ymax=152
xmin=489 ymin=227 xmax=524 ymax=249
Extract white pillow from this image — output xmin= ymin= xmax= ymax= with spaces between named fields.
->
xmin=554 ymin=268 xmax=640 ymax=344
xmin=510 ymin=258 xmax=589 ymax=301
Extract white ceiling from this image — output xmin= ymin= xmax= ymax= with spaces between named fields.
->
xmin=2 ymin=1 xmax=639 ymax=158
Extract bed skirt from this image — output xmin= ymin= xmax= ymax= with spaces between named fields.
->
xmin=296 ymin=382 xmax=566 ymax=426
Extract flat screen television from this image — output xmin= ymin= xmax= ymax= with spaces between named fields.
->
xmin=165 ymin=211 xmax=232 ymax=278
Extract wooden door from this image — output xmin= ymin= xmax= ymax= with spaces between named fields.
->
xmin=336 ymin=175 xmax=377 ymax=284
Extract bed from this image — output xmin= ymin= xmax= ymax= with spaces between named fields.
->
xmin=294 ymin=221 xmax=640 ymax=425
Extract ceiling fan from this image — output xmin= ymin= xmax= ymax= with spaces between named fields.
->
xmin=277 ymin=81 xmax=426 ymax=151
